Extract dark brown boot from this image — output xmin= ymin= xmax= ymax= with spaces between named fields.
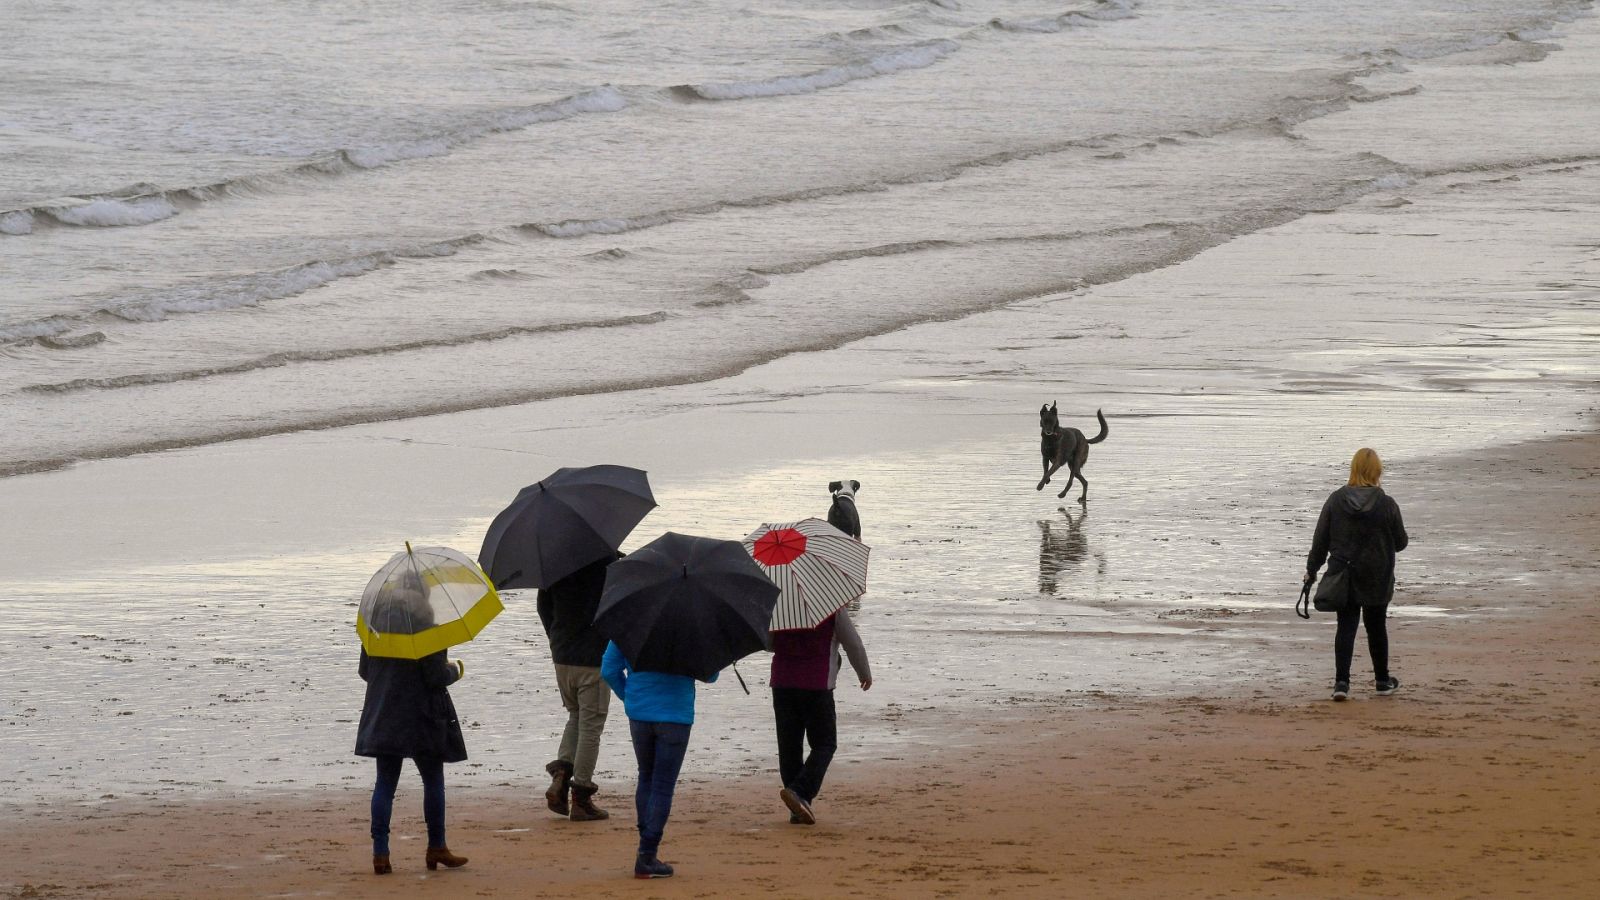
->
xmin=545 ymin=759 xmax=573 ymax=816
xmin=569 ymin=782 xmax=610 ymax=821
xmin=425 ymin=846 xmax=468 ymax=870
xmin=373 ymin=854 xmax=392 ymax=875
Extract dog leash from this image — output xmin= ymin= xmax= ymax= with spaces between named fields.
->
xmin=1296 ymin=579 xmax=1313 ymax=620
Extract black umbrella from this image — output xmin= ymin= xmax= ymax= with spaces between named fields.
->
xmin=593 ymin=532 xmax=780 ymax=681
xmin=479 ymin=465 xmax=656 ymax=590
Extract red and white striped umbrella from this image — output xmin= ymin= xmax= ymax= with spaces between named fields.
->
xmin=743 ymin=517 xmax=869 ymax=632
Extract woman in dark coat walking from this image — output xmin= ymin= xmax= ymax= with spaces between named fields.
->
xmin=1305 ymin=447 xmax=1409 ymax=701
xmin=355 ymin=572 xmax=471 ymax=875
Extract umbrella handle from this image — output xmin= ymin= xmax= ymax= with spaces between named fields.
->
xmin=733 ymin=664 xmax=750 ymax=695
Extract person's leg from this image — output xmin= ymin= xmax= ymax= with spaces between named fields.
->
xmin=571 ymin=667 xmax=610 ymax=788
xmin=1363 ymin=604 xmax=1391 ymax=684
xmin=629 ymin=719 xmax=658 ymax=843
xmin=555 ymin=664 xmax=582 ymax=766
xmin=1333 ymin=604 xmax=1361 ymax=683
xmin=794 ymin=690 xmax=838 ymax=803
xmin=371 ymin=755 xmax=403 ymax=856
xmin=772 ymin=688 xmax=806 ymax=790
xmin=638 ymin=722 xmax=691 ymax=860
xmin=414 ymin=757 xmax=446 ymax=849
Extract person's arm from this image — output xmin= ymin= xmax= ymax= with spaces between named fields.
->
xmin=1390 ymin=499 xmax=1409 ymax=553
xmin=420 ymin=651 xmax=462 ymax=689
xmin=834 ymin=609 xmax=872 ymax=690
xmin=359 ymin=647 xmax=370 ymax=682
xmin=601 ymin=641 xmax=627 ymax=700
xmin=1306 ymin=494 xmax=1333 ymax=580
xmin=536 ymin=587 xmax=554 ymax=635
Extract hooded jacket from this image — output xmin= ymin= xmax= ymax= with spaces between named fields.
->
xmin=1307 ymin=485 xmax=1409 ymax=607
xmin=355 ymin=649 xmax=467 ymax=762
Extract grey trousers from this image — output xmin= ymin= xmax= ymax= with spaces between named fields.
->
xmin=554 ymin=664 xmax=610 ymax=787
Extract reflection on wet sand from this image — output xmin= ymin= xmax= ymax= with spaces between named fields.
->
xmin=1038 ymin=506 xmax=1105 ymax=595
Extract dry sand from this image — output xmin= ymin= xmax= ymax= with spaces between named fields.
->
xmin=7 ymin=431 xmax=1597 ymax=899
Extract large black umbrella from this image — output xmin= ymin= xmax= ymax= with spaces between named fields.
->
xmin=479 ymin=465 xmax=656 ymax=590
xmin=593 ymin=532 xmax=780 ymax=681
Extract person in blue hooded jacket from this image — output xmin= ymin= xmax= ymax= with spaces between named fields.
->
xmin=601 ymin=640 xmax=718 ymax=879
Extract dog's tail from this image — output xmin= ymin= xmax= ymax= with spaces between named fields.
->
xmin=1086 ymin=409 xmax=1109 ymax=444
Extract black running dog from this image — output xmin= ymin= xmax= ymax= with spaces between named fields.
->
xmin=1037 ymin=403 xmax=1108 ymax=502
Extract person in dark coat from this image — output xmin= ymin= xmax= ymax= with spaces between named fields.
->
xmin=355 ymin=571 xmax=470 ymax=874
xmin=1306 ymin=447 xmax=1409 ymax=701
xmin=535 ymin=551 xmax=620 ymax=821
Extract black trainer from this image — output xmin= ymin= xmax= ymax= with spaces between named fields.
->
xmin=1375 ymin=677 xmax=1400 ymax=695
xmin=1332 ymin=681 xmax=1350 ymax=701
xmin=634 ymin=855 xmax=673 ymax=879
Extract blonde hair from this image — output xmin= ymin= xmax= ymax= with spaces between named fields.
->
xmin=1348 ymin=447 xmax=1383 ymax=487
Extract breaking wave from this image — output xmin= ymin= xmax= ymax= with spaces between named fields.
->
xmin=0 ymin=88 xmax=627 ymax=235
xmin=0 ymin=237 xmax=483 ymax=343
xmin=23 ymin=312 xmax=671 ymax=394
xmin=675 ymin=40 xmax=960 ymax=101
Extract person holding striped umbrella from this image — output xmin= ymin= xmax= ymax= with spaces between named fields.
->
xmin=743 ymin=518 xmax=873 ymax=826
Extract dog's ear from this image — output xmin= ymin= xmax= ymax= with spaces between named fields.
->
xmin=1050 ymin=401 xmax=1057 ymax=411
xmin=850 ymin=480 xmax=860 ymax=493
xmin=828 ymin=481 xmax=842 ymax=493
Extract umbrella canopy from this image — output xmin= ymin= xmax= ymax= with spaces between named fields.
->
xmin=593 ymin=532 xmax=780 ymax=681
xmin=479 ymin=465 xmax=656 ymax=590
xmin=744 ymin=518 xmax=870 ymax=631
xmin=357 ymin=544 xmax=503 ymax=659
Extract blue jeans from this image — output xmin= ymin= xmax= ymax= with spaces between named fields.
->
xmin=628 ymin=720 xmax=691 ymax=858
xmin=371 ymin=755 xmax=445 ymax=855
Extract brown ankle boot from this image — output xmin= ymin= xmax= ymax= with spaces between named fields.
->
xmin=373 ymin=854 xmax=392 ymax=875
xmin=425 ymin=846 xmax=468 ymax=870
xmin=569 ymin=782 xmax=610 ymax=821
xmin=545 ymin=759 xmax=573 ymax=816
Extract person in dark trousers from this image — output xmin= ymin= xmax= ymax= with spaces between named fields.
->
xmin=536 ymin=552 xmax=621 ymax=822
xmin=601 ymin=640 xmax=718 ymax=879
xmin=355 ymin=573 xmax=470 ymax=875
xmin=1306 ymin=447 xmax=1409 ymax=701
xmin=771 ymin=607 xmax=871 ymax=825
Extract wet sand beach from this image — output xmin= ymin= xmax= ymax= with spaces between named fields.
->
xmin=5 ymin=431 xmax=1597 ymax=898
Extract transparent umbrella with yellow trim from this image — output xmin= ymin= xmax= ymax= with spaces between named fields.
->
xmin=357 ymin=543 xmax=504 ymax=659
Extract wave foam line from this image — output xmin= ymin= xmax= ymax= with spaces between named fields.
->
xmin=0 ymin=236 xmax=483 ymax=344
xmin=676 ymin=40 xmax=960 ymax=101
xmin=23 ymin=312 xmax=670 ymax=394
xmin=991 ymin=0 xmax=1138 ymax=33
xmin=105 ymin=237 xmax=483 ymax=323
xmin=0 ymin=88 xmax=627 ymax=236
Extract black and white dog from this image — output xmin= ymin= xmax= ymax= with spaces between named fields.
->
xmin=827 ymin=480 xmax=862 ymax=539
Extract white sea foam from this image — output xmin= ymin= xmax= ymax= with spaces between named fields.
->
xmin=528 ymin=213 xmax=676 ymax=237
xmin=1372 ymin=173 xmax=1414 ymax=190
xmin=686 ymin=41 xmax=959 ymax=100
xmin=105 ymin=239 xmax=475 ymax=323
xmin=0 ymin=210 xmax=33 ymax=235
xmin=44 ymin=196 xmax=178 ymax=227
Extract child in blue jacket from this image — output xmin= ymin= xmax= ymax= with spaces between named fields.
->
xmin=601 ymin=640 xmax=718 ymax=879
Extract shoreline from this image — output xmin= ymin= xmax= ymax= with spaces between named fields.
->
xmin=7 ymin=429 xmax=1597 ymax=898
